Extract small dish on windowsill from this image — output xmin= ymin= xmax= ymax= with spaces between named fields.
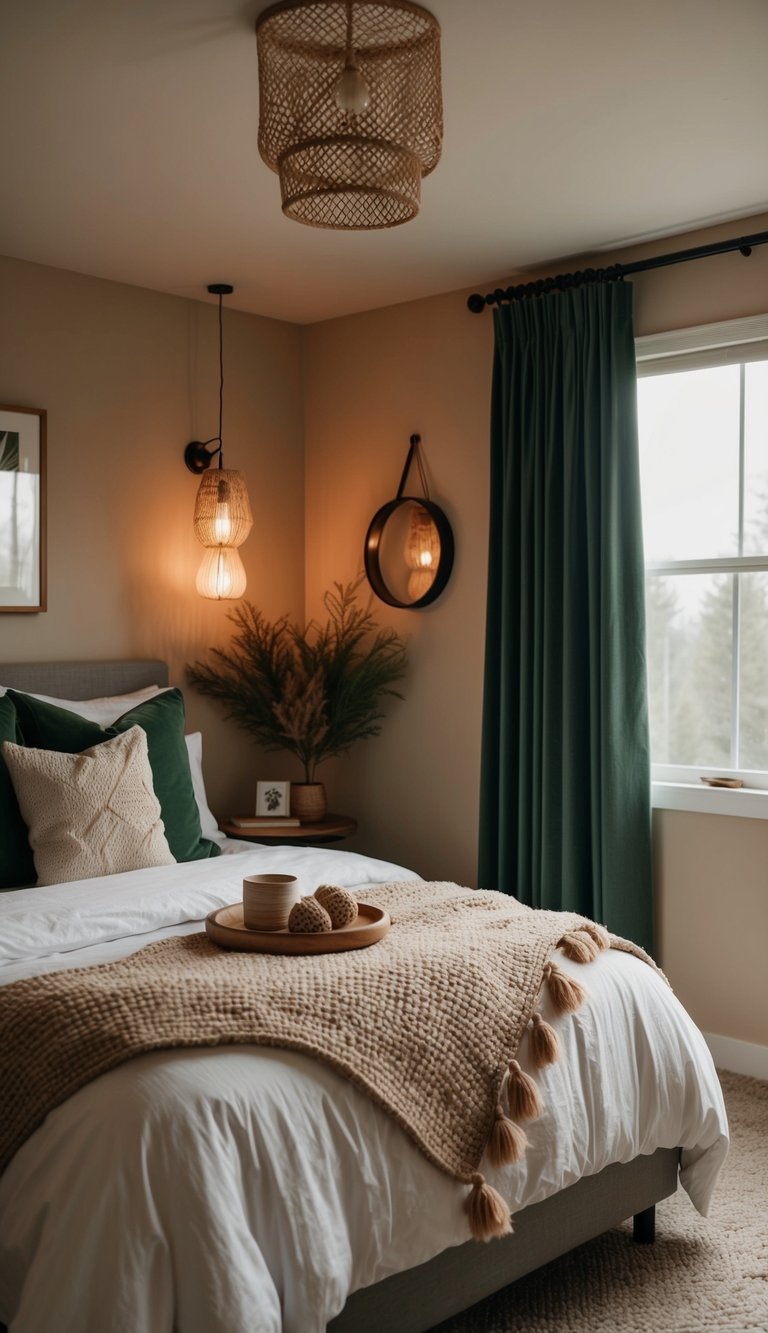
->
xmin=699 ymin=776 xmax=744 ymax=789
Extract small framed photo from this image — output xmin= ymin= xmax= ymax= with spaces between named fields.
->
xmin=256 ymin=780 xmax=290 ymax=817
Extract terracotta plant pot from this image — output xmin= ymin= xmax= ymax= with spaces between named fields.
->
xmin=290 ymin=782 xmax=327 ymax=824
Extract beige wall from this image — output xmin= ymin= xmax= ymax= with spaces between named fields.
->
xmin=304 ymin=212 xmax=768 ymax=1043
xmin=654 ymin=810 xmax=767 ymax=1047
xmin=303 ymin=287 xmax=493 ymax=887
xmin=0 ymin=255 xmax=304 ymax=815
xmin=2 ymin=216 xmax=766 ymax=1045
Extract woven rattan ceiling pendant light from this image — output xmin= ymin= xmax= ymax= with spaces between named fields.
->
xmin=256 ymin=0 xmax=442 ymax=230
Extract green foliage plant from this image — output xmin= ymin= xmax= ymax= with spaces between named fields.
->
xmin=187 ymin=577 xmax=407 ymax=783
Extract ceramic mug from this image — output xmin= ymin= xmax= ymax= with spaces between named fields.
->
xmin=243 ymin=874 xmax=300 ymax=931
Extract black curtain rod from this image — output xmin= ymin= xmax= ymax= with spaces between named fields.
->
xmin=467 ymin=229 xmax=768 ymax=314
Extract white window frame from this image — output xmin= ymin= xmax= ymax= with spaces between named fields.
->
xmin=636 ymin=314 xmax=768 ymax=819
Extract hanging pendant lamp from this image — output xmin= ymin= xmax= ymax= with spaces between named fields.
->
xmin=184 ymin=284 xmax=253 ymax=600
xmin=256 ymin=0 xmax=443 ymax=230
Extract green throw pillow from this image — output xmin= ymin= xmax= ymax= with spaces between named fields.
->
xmin=0 ymin=694 xmax=36 ymax=889
xmin=9 ymin=688 xmax=220 ymax=863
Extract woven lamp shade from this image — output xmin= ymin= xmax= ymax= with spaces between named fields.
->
xmin=192 ymin=469 xmax=253 ymax=549
xmin=256 ymin=0 xmax=442 ymax=230
xmin=196 ymin=547 xmax=248 ymax=601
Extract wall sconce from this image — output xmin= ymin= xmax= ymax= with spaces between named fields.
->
xmin=364 ymin=434 xmax=454 ymax=609
xmin=184 ymin=283 xmax=253 ymax=600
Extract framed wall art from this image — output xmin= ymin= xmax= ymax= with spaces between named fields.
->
xmin=0 ymin=405 xmax=46 ymax=613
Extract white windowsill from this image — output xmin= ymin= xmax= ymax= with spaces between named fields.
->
xmin=652 ymin=781 xmax=768 ymax=820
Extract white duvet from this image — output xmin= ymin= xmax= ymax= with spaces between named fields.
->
xmin=0 ymin=845 xmax=728 ymax=1333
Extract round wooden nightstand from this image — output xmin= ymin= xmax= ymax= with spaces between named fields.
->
xmin=219 ymin=814 xmax=357 ymax=845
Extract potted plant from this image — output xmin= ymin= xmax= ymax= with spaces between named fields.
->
xmin=187 ymin=578 xmax=407 ymax=821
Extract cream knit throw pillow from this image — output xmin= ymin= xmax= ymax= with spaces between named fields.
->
xmin=2 ymin=726 xmax=175 ymax=885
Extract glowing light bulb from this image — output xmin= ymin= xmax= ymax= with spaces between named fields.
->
xmin=335 ymin=61 xmax=370 ymax=114
xmin=213 ymin=500 xmax=233 ymax=544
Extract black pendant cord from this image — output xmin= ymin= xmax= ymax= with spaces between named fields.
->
xmin=216 ymin=289 xmax=224 ymax=469
xmin=182 ymin=283 xmax=234 ymax=476
xmin=201 ymin=288 xmax=226 ymax=467
xmin=467 ymin=228 xmax=768 ymax=313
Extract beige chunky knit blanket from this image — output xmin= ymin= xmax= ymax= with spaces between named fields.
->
xmin=0 ymin=881 xmax=658 ymax=1238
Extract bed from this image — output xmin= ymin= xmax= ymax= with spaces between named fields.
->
xmin=0 ymin=661 xmax=729 ymax=1333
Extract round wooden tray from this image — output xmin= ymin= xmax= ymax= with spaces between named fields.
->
xmin=205 ymin=901 xmax=390 ymax=955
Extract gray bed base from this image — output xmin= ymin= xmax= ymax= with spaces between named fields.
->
xmin=329 ymin=1147 xmax=678 ymax=1332
xmin=1 ymin=662 xmax=680 ymax=1333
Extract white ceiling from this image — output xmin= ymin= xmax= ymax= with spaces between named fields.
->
xmin=1 ymin=0 xmax=767 ymax=324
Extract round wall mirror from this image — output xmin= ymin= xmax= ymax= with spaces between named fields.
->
xmin=364 ymin=495 xmax=454 ymax=610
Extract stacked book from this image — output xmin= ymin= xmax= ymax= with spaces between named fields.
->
xmin=230 ymin=816 xmax=301 ymax=830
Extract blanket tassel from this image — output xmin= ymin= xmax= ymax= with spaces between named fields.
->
xmin=528 ymin=1012 xmax=560 ymax=1068
xmin=464 ymin=1173 xmax=512 ymax=1240
xmin=557 ymin=928 xmax=600 ymax=964
xmin=486 ymin=1104 xmax=527 ymax=1167
xmin=506 ymin=1059 xmax=542 ymax=1121
xmin=579 ymin=921 xmax=610 ymax=951
xmin=543 ymin=960 xmax=586 ymax=1015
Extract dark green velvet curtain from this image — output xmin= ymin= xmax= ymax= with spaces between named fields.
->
xmin=478 ymin=281 xmax=653 ymax=951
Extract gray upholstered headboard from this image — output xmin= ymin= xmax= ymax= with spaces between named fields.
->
xmin=0 ymin=660 xmax=169 ymax=699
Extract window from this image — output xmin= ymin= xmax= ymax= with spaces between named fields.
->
xmin=636 ymin=316 xmax=768 ymax=804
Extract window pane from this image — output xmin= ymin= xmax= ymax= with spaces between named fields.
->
xmin=645 ymin=573 xmax=732 ymax=767
xmin=638 ymin=365 xmax=740 ymax=562
xmin=743 ymin=360 xmax=768 ymax=556
xmin=738 ymin=572 xmax=768 ymax=769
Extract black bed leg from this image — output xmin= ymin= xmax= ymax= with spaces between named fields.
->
xmin=633 ymin=1204 xmax=655 ymax=1244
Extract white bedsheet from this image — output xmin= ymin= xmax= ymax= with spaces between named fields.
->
xmin=0 ymin=850 xmax=728 ymax=1333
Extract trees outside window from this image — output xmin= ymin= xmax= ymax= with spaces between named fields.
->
xmin=638 ymin=348 xmax=768 ymax=783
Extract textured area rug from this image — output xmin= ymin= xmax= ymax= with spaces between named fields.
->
xmin=434 ymin=1071 xmax=768 ymax=1333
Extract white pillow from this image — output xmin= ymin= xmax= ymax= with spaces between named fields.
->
xmin=185 ymin=732 xmax=226 ymax=847
xmin=2 ymin=727 xmax=175 ymax=886
xmin=0 ymin=684 xmax=163 ymax=726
